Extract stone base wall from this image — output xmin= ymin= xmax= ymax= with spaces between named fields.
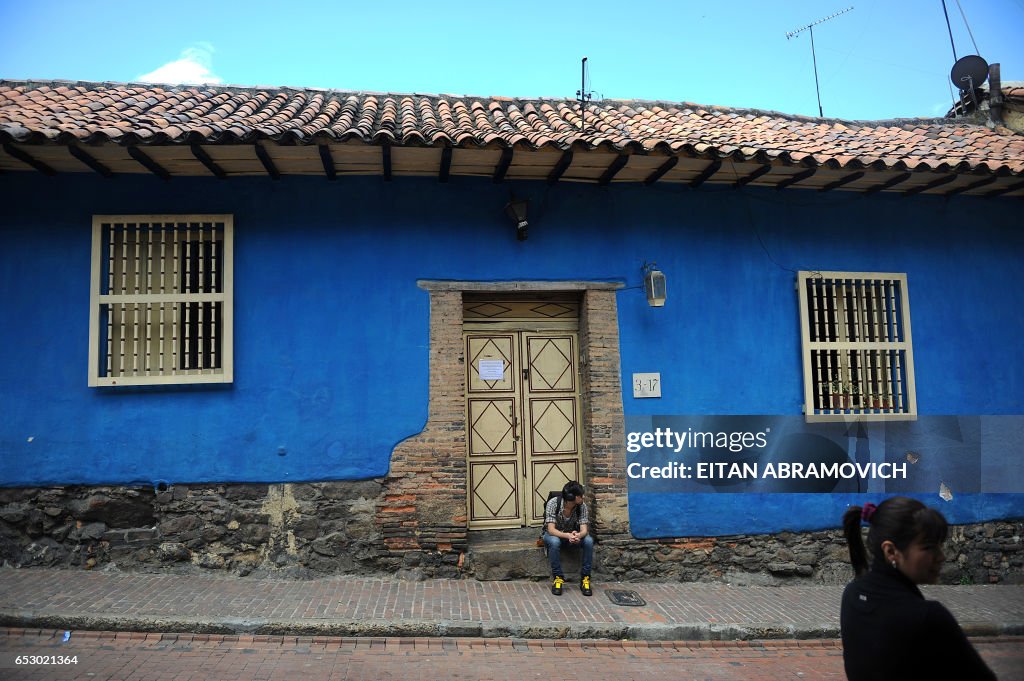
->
xmin=2 ymin=483 xmax=1021 ymax=585
xmin=0 ymin=482 xmax=415 ymax=578
xmin=595 ymin=523 xmax=1024 ymax=586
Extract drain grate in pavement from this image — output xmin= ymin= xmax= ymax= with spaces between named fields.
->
xmin=606 ymin=589 xmax=646 ymax=606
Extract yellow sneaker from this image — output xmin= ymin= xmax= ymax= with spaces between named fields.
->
xmin=580 ymin=575 xmax=593 ymax=596
xmin=551 ymin=576 xmax=564 ymax=596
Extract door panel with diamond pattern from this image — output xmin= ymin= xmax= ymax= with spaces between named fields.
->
xmin=466 ymin=327 xmax=581 ymax=529
xmin=466 ymin=332 xmax=522 ymax=528
xmin=523 ymin=333 xmax=581 ymax=524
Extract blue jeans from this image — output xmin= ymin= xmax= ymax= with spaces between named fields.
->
xmin=543 ymin=532 xmax=594 ymax=577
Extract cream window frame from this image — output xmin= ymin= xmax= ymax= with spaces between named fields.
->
xmin=88 ymin=214 xmax=234 ymax=387
xmin=797 ymin=270 xmax=916 ymax=422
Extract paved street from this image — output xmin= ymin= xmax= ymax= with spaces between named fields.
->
xmin=2 ymin=629 xmax=1023 ymax=681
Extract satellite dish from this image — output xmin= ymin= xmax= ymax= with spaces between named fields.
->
xmin=951 ymin=55 xmax=989 ymax=91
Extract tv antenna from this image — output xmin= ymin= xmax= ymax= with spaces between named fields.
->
xmin=786 ymin=6 xmax=854 ymax=117
xmin=576 ymin=57 xmax=593 ymax=131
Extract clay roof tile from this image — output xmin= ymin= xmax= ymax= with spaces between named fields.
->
xmin=0 ymin=79 xmax=1021 ymax=175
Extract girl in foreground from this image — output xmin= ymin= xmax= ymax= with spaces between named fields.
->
xmin=840 ymin=496 xmax=996 ymax=680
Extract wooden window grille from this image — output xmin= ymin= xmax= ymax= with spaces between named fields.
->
xmin=88 ymin=215 xmax=233 ymax=386
xmin=797 ymin=271 xmax=916 ymax=421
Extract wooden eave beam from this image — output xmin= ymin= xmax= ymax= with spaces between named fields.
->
xmin=318 ymin=144 xmax=336 ymax=180
xmin=191 ymin=144 xmax=226 ymax=179
xmin=944 ymin=176 xmax=998 ymax=197
xmin=492 ymin=148 xmax=513 ymax=183
xmin=254 ymin=143 xmax=280 ymax=180
xmin=690 ymin=160 xmax=722 ymax=188
xmin=3 ymin=143 xmax=56 ymax=176
xmin=774 ymin=167 xmax=817 ymax=190
xmin=643 ymin=156 xmax=678 ymax=185
xmin=985 ymin=179 xmax=1024 ymax=198
xmin=904 ymin=174 xmax=957 ymax=196
xmin=734 ymin=164 xmax=773 ymax=189
xmin=127 ymin=146 xmax=170 ymax=180
xmin=820 ymin=171 xmax=865 ymax=192
xmin=68 ymin=145 xmax=113 ymax=178
xmin=439 ymin=146 xmax=452 ymax=183
xmin=864 ymin=172 xmax=912 ymax=194
xmin=382 ymin=144 xmax=392 ymax=181
xmin=598 ymin=154 xmax=629 ymax=186
xmin=547 ymin=150 xmax=573 ymax=185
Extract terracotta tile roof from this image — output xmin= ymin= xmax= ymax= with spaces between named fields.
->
xmin=1 ymin=79 xmax=1022 ymax=176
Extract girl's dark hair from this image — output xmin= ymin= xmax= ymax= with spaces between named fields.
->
xmin=842 ymin=496 xmax=948 ymax=576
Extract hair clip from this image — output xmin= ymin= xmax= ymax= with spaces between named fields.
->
xmin=861 ymin=503 xmax=878 ymax=523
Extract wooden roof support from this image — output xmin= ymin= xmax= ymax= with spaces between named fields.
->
xmin=127 ymin=146 xmax=170 ymax=180
xmin=820 ymin=171 xmax=865 ymax=192
xmin=690 ymin=160 xmax=722 ymax=188
xmin=547 ymin=150 xmax=573 ymax=185
xmin=904 ymin=174 xmax=957 ymax=196
xmin=643 ymin=156 xmax=678 ymax=185
xmin=191 ymin=144 xmax=226 ymax=179
xmin=775 ymin=167 xmax=817 ymax=190
xmin=864 ymin=172 xmax=912 ymax=194
xmin=382 ymin=144 xmax=392 ymax=181
xmin=492 ymin=148 xmax=513 ymax=183
xmin=985 ymin=179 xmax=1024 ymax=198
xmin=318 ymin=144 xmax=336 ymax=180
xmin=734 ymin=164 xmax=773 ymax=189
xmin=598 ymin=154 xmax=629 ymax=186
xmin=439 ymin=146 xmax=452 ymax=183
xmin=944 ymin=176 xmax=998 ymax=197
xmin=68 ymin=145 xmax=113 ymax=178
xmin=3 ymin=143 xmax=56 ymax=176
xmin=254 ymin=143 xmax=280 ymax=180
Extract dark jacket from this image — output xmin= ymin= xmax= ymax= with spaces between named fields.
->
xmin=840 ymin=562 xmax=996 ymax=680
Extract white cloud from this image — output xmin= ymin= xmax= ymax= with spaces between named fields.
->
xmin=138 ymin=44 xmax=221 ymax=85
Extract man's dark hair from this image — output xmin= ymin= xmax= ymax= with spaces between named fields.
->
xmin=562 ymin=481 xmax=584 ymax=501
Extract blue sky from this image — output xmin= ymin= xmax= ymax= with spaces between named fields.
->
xmin=1 ymin=0 xmax=1022 ymax=121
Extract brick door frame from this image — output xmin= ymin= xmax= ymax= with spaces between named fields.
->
xmin=378 ymin=281 xmax=628 ymax=561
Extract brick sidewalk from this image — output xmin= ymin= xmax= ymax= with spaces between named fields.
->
xmin=1 ymin=568 xmax=1022 ymax=640
xmin=3 ymin=629 xmax=1024 ymax=681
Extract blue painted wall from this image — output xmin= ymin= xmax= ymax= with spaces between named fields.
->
xmin=1 ymin=171 xmax=1022 ymax=534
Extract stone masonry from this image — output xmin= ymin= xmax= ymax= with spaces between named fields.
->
xmin=0 ymin=483 xmax=1020 ymax=584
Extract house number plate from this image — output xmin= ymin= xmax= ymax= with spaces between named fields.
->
xmin=632 ymin=373 xmax=661 ymax=398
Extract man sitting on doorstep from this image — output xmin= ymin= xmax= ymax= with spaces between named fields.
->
xmin=544 ymin=481 xmax=594 ymax=596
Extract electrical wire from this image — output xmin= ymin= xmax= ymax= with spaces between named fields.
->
xmin=941 ymin=0 xmax=959 ymax=62
xmin=954 ymin=0 xmax=980 ymax=55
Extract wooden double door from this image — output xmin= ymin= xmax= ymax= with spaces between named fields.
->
xmin=465 ymin=325 xmax=582 ymax=529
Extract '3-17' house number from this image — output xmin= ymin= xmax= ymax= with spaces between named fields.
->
xmin=632 ymin=373 xmax=661 ymax=398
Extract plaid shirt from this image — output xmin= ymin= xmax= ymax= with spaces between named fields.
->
xmin=544 ymin=497 xmax=589 ymax=533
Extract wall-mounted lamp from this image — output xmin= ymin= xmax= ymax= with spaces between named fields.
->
xmin=642 ymin=262 xmax=667 ymax=307
xmin=504 ymin=196 xmax=529 ymax=241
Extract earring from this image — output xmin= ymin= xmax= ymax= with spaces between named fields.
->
xmin=891 ymin=560 xmax=897 ymax=568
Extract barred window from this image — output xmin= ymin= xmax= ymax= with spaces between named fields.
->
xmin=797 ymin=271 xmax=916 ymax=421
xmin=88 ymin=215 xmax=233 ymax=386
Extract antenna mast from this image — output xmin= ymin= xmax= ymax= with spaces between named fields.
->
xmin=576 ymin=57 xmax=593 ymax=131
xmin=786 ymin=6 xmax=854 ymax=117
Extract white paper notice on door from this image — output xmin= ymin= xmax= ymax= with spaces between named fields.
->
xmin=478 ymin=359 xmax=505 ymax=381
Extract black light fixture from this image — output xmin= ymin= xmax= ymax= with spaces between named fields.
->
xmin=504 ymin=196 xmax=529 ymax=241
xmin=642 ymin=262 xmax=667 ymax=307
